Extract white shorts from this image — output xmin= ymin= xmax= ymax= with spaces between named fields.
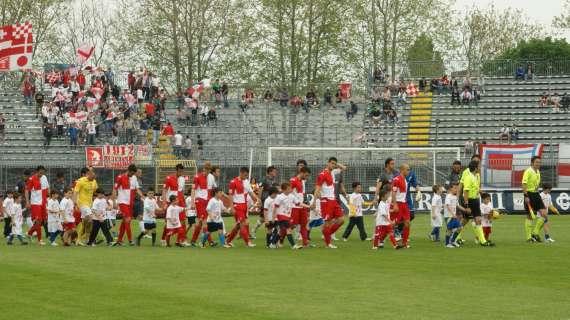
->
xmin=48 ymin=221 xmax=63 ymax=233
xmin=80 ymin=206 xmax=93 ymax=219
xmin=431 ymin=214 xmax=443 ymax=227
xmin=11 ymin=223 xmax=23 ymax=236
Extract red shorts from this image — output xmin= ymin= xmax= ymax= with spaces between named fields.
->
xmin=233 ymin=203 xmax=248 ymax=223
xmin=196 ymin=199 xmax=208 ymax=220
xmin=165 ymin=227 xmax=182 ymax=237
xmin=375 ymin=224 xmax=393 ymax=236
xmin=290 ymin=208 xmax=308 ymax=225
xmin=41 ymin=205 xmax=48 ymax=221
xmin=119 ymin=203 xmax=132 ymax=218
xmin=63 ymin=222 xmax=76 ymax=231
xmin=320 ymin=199 xmax=344 ymax=221
xmin=73 ymin=208 xmax=81 ymax=225
xmin=179 ymin=212 xmax=186 ymax=224
xmin=276 ymin=214 xmax=290 ymax=222
xmin=397 ymin=202 xmax=410 ymax=221
xmin=31 ymin=205 xmax=44 ymax=222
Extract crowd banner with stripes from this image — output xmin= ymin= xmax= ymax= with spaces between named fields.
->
xmin=479 ymin=144 xmax=544 ymax=188
xmin=558 ymin=143 xmax=570 ymax=188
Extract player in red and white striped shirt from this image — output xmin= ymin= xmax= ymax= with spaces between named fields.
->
xmin=312 ymin=157 xmax=346 ymax=249
xmin=226 ymin=167 xmax=260 ymax=247
xmin=289 ymin=167 xmax=311 ymax=248
xmin=161 ymin=163 xmax=187 ymax=246
xmin=25 ymin=166 xmax=48 ymax=245
xmin=190 ymin=162 xmax=214 ymax=246
xmin=112 ymin=164 xmax=138 ymax=246
xmin=391 ymin=164 xmax=411 ymax=248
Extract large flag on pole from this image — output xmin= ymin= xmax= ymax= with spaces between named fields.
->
xmin=479 ymin=144 xmax=543 ymax=188
xmin=0 ymin=21 xmax=33 ymax=72
xmin=76 ymin=43 xmax=95 ymax=65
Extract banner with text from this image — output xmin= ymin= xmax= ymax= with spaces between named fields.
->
xmin=85 ymin=145 xmax=153 ymax=169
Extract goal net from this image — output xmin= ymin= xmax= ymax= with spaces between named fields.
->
xmin=267 ymin=147 xmax=461 ymax=193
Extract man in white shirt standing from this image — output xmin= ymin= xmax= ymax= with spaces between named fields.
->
xmin=173 ymin=131 xmax=183 ymax=159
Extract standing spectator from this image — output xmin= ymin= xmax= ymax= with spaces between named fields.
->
xmin=464 ymin=138 xmax=473 ymax=156
xmin=124 ymin=116 xmax=135 ymax=144
xmin=105 ymin=67 xmax=115 ymax=87
xmin=346 ymin=101 xmax=358 ymax=120
xmin=323 ymin=88 xmax=333 ymax=107
xmin=499 ymin=124 xmax=510 ymax=144
xmin=128 ymin=71 xmax=135 ymax=92
xmin=561 ymin=93 xmax=570 ymax=112
xmin=418 ymin=78 xmax=426 ymax=92
xmin=151 ymin=73 xmax=160 ymax=98
xmin=397 ymin=87 xmax=407 ymax=107
xmin=200 ymin=103 xmax=209 ymax=126
xmin=0 ymin=113 xmax=5 ymax=143
xmin=221 ymin=82 xmax=229 ymax=108
xmin=263 ymin=90 xmax=273 ymax=104
xmin=279 ymin=88 xmax=289 ymax=108
xmin=43 ymin=123 xmax=53 ymax=149
xmin=450 ymin=86 xmax=460 ymax=106
xmin=34 ymin=91 xmax=44 ymax=118
xmin=511 ymin=125 xmax=519 ymax=143
xmin=76 ymin=71 xmax=86 ymax=90
xmin=515 ymin=66 xmax=525 ymax=80
xmin=525 ymin=63 xmax=533 ymax=81
xmin=151 ymin=118 xmax=161 ymax=145
xmin=197 ymin=135 xmax=204 ymax=158
xmin=86 ymin=120 xmax=97 ymax=145
xmin=22 ymin=76 xmax=33 ymax=105
xmin=69 ymin=124 xmax=78 ymax=149
xmin=162 ymin=122 xmax=174 ymax=137
xmin=173 ymin=131 xmax=183 ymax=158
xmin=52 ymin=173 xmax=66 ymax=197
xmin=182 ymin=135 xmax=192 ymax=159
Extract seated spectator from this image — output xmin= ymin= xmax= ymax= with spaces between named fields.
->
xmin=240 ymin=95 xmax=248 ymax=113
xmin=176 ymin=91 xmax=184 ymax=108
xmin=323 ymin=88 xmax=333 ymax=107
xmin=462 ymin=77 xmax=471 ymax=91
xmin=245 ymin=88 xmax=255 ymax=105
xmin=525 ymin=63 xmax=534 ymax=81
xmin=499 ymin=124 xmax=510 ymax=144
xmin=208 ymin=106 xmax=217 ymax=125
xmin=373 ymin=67 xmax=384 ymax=82
xmin=279 ymin=89 xmax=289 ymax=108
xmin=538 ymin=92 xmax=548 ymax=107
xmin=511 ymin=125 xmax=519 ymax=143
xmin=263 ymin=90 xmax=273 ymax=104
xmin=370 ymin=108 xmax=381 ymax=127
xmin=335 ymin=89 xmax=342 ymax=104
xmin=382 ymin=87 xmax=391 ymax=102
xmin=162 ymin=122 xmax=174 ymax=136
xmin=304 ymin=89 xmax=317 ymax=112
xmin=515 ymin=67 xmax=525 ymax=80
xmin=346 ymin=101 xmax=358 ymax=120
xmin=472 ymin=86 xmax=481 ymax=106
xmin=290 ymin=95 xmax=303 ymax=112
xmin=176 ymin=107 xmax=186 ymax=124
xmin=387 ymin=109 xmax=398 ymax=125
xmin=464 ymin=139 xmax=474 ymax=156
xmin=561 ymin=93 xmax=570 ymax=112
xmin=371 ymin=86 xmax=382 ymax=103
xmin=551 ymin=93 xmax=561 ymax=113
xmin=441 ymin=75 xmax=450 ymax=93
xmin=460 ymin=88 xmax=472 ymax=105
xmin=418 ymin=78 xmax=426 ymax=92
xmin=397 ymin=88 xmax=407 ymax=107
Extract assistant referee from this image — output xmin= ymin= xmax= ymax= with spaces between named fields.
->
xmin=522 ymin=156 xmax=546 ymax=242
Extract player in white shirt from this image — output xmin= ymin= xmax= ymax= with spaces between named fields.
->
xmin=341 ymin=182 xmax=369 ymax=242
xmin=540 ymin=183 xmax=559 ymax=242
xmin=87 ymin=189 xmax=114 ymax=246
xmin=480 ymin=193 xmax=494 ymax=243
xmin=137 ymin=189 xmax=163 ymax=246
xmin=429 ymin=185 xmax=443 ymax=242
xmin=47 ymin=191 xmax=63 ymax=246
xmin=60 ymin=188 xmax=77 ymax=246
xmin=165 ymin=195 xmax=186 ymax=247
xmin=202 ymin=188 xmax=232 ymax=248
xmin=263 ymin=187 xmax=279 ymax=248
xmin=6 ymin=194 xmax=28 ymax=245
xmin=307 ymin=196 xmax=323 ymax=241
xmin=372 ymin=189 xmax=401 ymax=249
xmin=274 ymin=182 xmax=296 ymax=248
xmin=444 ymin=182 xmax=463 ymax=248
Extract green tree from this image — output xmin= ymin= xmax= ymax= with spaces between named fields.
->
xmin=553 ymin=0 xmax=570 ymax=29
xmin=405 ymin=34 xmax=444 ymax=78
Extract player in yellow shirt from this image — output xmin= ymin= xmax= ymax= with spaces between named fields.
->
xmin=73 ymin=167 xmax=98 ymax=245
xmin=462 ymin=160 xmax=494 ymax=247
xmin=522 ymin=156 xmax=546 ymax=242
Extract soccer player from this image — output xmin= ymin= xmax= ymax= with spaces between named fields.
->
xmin=137 ymin=189 xmax=161 ymax=246
xmin=522 ymin=156 xmax=546 ymax=243
xmin=253 ymin=166 xmax=279 ymax=236
xmin=88 ymin=189 xmax=114 ymax=246
xmin=202 ymin=188 xmax=231 ymax=248
xmin=165 ymin=195 xmax=185 ymax=247
xmin=113 ymin=164 xmax=138 ymax=246
xmin=480 ymin=193 xmax=493 ymax=242
xmin=25 ymin=166 xmax=48 ymax=245
xmin=342 ymin=182 xmax=368 ymax=241
xmin=372 ymin=189 xmax=400 ymax=250
xmin=161 ymin=163 xmax=186 ymax=246
xmin=540 ymin=183 xmax=559 ymax=242
xmin=226 ymin=167 xmax=260 ymax=248
xmin=444 ymin=182 xmax=462 ymax=248
xmin=429 ymin=185 xmax=443 ymax=242
xmin=391 ymin=164 xmax=412 ymax=248
xmin=6 ymin=193 xmax=27 ymax=245
xmin=60 ymin=188 xmax=77 ymax=246
xmin=289 ymin=166 xmax=311 ymax=248
xmin=73 ymin=167 xmax=98 ymax=246
xmin=190 ymin=162 xmax=213 ymax=246
xmin=47 ymin=190 xmax=62 ymax=246
xmin=263 ymin=187 xmax=279 ymax=248
xmin=313 ymin=157 xmax=346 ymax=249
xmin=274 ymin=182 xmax=295 ymax=248
xmin=374 ymin=157 xmax=399 ymax=204
xmin=463 ymin=160 xmax=494 ymax=247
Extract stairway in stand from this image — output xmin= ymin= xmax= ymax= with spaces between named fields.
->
xmin=407 ymin=91 xmax=432 ymax=146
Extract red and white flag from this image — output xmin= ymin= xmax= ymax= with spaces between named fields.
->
xmin=76 ymin=43 xmax=94 ymax=65
xmin=0 ymin=21 xmax=33 ymax=72
xmin=480 ymin=144 xmax=543 ymax=188
xmin=558 ymin=143 xmax=570 ymax=188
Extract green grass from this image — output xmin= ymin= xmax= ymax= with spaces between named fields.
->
xmin=1 ymin=215 xmax=570 ymax=320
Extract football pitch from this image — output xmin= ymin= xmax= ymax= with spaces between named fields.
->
xmin=1 ymin=215 xmax=569 ymax=320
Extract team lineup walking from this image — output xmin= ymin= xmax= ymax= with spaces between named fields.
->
xmin=0 ymin=155 xmax=559 ymax=249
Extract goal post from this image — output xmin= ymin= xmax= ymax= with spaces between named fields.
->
xmin=267 ymin=146 xmax=461 ymax=190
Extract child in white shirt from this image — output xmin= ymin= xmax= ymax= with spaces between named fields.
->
xmin=106 ymin=194 xmax=118 ymax=239
xmin=480 ymin=193 xmax=494 ymax=242
xmin=185 ymin=192 xmax=197 ymax=243
xmin=342 ymin=182 xmax=369 ymax=241
xmin=263 ymin=187 xmax=279 ymax=248
xmin=47 ymin=190 xmax=63 ymax=246
xmin=540 ymin=183 xmax=559 ymax=242
xmin=444 ymin=182 xmax=463 ymax=248
xmin=430 ymin=185 xmax=443 ymax=242
xmin=274 ymin=182 xmax=295 ymax=248
xmin=7 ymin=194 xmax=27 ymax=245
xmin=3 ymin=191 xmax=15 ymax=239
xmin=308 ymin=195 xmax=323 ymax=241
xmin=137 ymin=189 xmax=162 ymax=246
xmin=203 ymin=188 xmax=232 ymax=248
xmin=165 ymin=195 xmax=185 ymax=247
xmin=373 ymin=189 xmax=401 ymax=249
xmin=60 ymin=188 xmax=76 ymax=246
xmin=88 ymin=189 xmax=114 ymax=246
